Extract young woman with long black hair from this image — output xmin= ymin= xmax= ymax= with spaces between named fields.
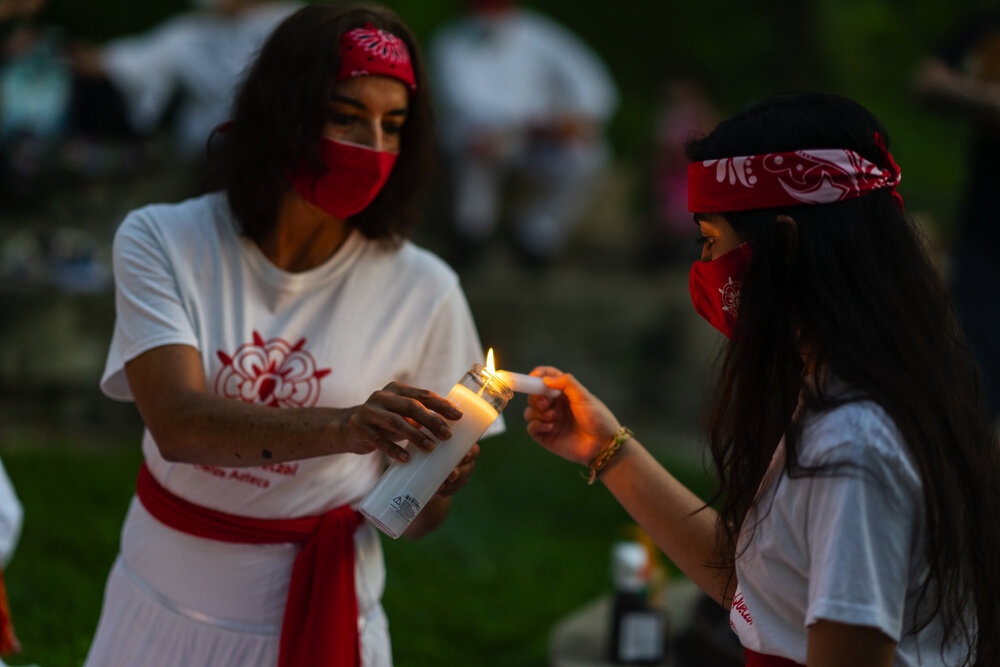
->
xmin=525 ymin=92 xmax=1000 ymax=666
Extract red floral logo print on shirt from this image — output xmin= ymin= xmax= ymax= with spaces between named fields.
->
xmin=215 ymin=331 xmax=331 ymax=408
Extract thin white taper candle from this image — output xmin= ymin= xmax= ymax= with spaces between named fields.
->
xmin=495 ymin=371 xmax=562 ymax=398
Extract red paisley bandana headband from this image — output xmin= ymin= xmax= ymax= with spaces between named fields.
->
xmin=337 ymin=23 xmax=417 ymax=93
xmin=687 ymin=132 xmax=902 ymax=213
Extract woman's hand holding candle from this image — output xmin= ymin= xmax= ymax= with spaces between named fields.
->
xmin=340 ymin=381 xmax=462 ymax=463
xmin=523 ymin=367 xmax=622 ymax=466
xmin=434 ymin=443 xmax=480 ymax=497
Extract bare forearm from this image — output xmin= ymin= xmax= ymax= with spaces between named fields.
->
xmin=599 ymin=439 xmax=734 ymax=606
xmin=126 ymin=345 xmax=452 ymax=469
xmin=915 ymin=60 xmax=1000 ymax=123
xmin=143 ymin=391 xmax=349 ymax=467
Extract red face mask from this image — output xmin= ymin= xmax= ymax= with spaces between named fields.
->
xmin=291 ymin=138 xmax=398 ymax=220
xmin=688 ymin=243 xmax=752 ymax=339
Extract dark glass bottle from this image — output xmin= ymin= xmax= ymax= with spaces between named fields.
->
xmin=608 ymin=541 xmax=666 ymax=665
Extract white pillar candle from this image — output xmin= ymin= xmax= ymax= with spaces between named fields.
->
xmin=495 ymin=370 xmax=562 ymax=398
xmin=359 ymin=365 xmax=511 ymax=539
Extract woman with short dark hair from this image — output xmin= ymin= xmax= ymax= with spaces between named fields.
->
xmin=86 ymin=4 xmax=495 ymax=666
xmin=526 ymin=93 xmax=1000 ymax=666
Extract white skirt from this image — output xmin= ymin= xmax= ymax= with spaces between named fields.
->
xmin=84 ymin=498 xmax=393 ymax=667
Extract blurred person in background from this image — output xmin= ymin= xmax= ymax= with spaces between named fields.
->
xmin=2 ymin=0 xmax=298 ymax=203
xmin=0 ymin=0 xmax=137 ymax=289
xmin=85 ymin=4 xmax=498 ymax=666
xmin=0 ymin=0 xmax=72 ymax=201
xmin=526 ymin=93 xmax=1000 ymax=666
xmin=71 ymin=0 xmax=301 ymax=162
xmin=913 ymin=11 xmax=1000 ymax=429
xmin=642 ymin=71 xmax=718 ymax=267
xmin=428 ymin=0 xmax=617 ymax=268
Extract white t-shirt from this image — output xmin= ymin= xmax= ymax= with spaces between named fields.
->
xmin=428 ymin=9 xmax=618 ymax=150
xmin=102 ymin=191 xmax=500 ymax=519
xmin=102 ymin=3 xmax=301 ymax=156
xmin=730 ymin=400 xmax=969 ymax=666
xmin=0 ymin=457 xmax=21 ymax=567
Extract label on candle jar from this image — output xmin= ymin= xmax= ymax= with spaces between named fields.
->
xmin=389 ymin=492 xmax=420 ymax=522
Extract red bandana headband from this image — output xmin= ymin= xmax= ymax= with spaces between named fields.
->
xmin=337 ymin=23 xmax=417 ymax=93
xmin=687 ymin=132 xmax=902 ymax=213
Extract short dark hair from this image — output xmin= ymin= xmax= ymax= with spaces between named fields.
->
xmin=206 ymin=2 xmax=436 ymax=244
xmin=689 ymin=92 xmax=999 ymax=665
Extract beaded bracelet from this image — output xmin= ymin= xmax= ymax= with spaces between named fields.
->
xmin=582 ymin=426 xmax=633 ymax=485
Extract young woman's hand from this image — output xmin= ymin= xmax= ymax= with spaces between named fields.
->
xmin=523 ymin=367 xmax=621 ymax=466
xmin=339 ymin=382 xmax=462 ymax=462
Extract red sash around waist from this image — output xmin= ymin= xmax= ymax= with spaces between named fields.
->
xmin=745 ymin=648 xmax=804 ymax=666
xmin=136 ymin=463 xmax=364 ymax=667
xmin=0 ymin=564 xmax=18 ymax=657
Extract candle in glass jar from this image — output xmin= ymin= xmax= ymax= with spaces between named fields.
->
xmin=359 ymin=364 xmax=512 ymax=538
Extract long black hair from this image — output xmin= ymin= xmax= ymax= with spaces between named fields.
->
xmin=206 ymin=2 xmax=437 ymax=244
xmin=688 ymin=92 xmax=1000 ymax=665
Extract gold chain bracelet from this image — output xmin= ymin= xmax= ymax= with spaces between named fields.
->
xmin=582 ymin=426 xmax=633 ymax=485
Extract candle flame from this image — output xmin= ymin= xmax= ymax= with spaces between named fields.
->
xmin=485 ymin=348 xmax=496 ymax=375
